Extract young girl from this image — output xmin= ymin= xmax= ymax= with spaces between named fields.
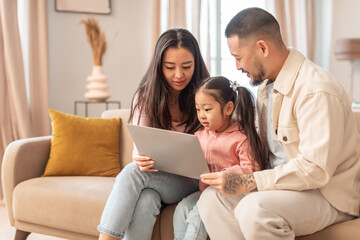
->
xmin=173 ymin=76 xmax=267 ymax=240
xmin=98 ymin=28 xmax=209 ymax=240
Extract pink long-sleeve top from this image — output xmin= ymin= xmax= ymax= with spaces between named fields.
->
xmin=131 ymin=105 xmax=186 ymax=159
xmin=195 ymin=122 xmax=260 ymax=191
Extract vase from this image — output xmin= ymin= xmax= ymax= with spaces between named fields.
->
xmin=85 ymin=65 xmax=111 ymax=102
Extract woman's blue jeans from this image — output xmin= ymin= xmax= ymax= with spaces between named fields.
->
xmin=97 ymin=162 xmax=199 ymax=239
xmin=173 ymin=191 xmax=208 ymax=240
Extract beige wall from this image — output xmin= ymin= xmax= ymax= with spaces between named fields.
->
xmin=48 ymin=0 xmax=153 ymax=117
xmin=48 ymin=0 xmax=360 ymax=117
xmin=329 ymin=0 xmax=360 ymax=95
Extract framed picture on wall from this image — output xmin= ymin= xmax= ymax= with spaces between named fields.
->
xmin=55 ymin=0 xmax=111 ymax=15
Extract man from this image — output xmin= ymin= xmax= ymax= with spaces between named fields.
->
xmin=198 ymin=7 xmax=360 ymax=240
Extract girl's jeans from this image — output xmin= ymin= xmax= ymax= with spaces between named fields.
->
xmin=97 ymin=162 xmax=199 ymax=240
xmin=173 ymin=191 xmax=208 ymax=240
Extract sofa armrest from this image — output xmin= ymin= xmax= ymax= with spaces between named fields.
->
xmin=2 ymin=136 xmax=51 ymax=225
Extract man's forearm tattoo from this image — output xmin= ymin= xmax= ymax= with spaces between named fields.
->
xmin=224 ymin=173 xmax=258 ymax=194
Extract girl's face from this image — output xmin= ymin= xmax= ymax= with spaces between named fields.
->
xmin=195 ymin=90 xmax=233 ymax=133
xmin=162 ymin=47 xmax=195 ymax=95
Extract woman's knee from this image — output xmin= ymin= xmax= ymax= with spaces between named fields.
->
xmin=115 ymin=162 xmax=146 ymax=184
xmin=116 ymin=162 xmax=139 ymax=178
xmin=126 ymin=189 xmax=162 ymax=238
xmin=135 ymin=188 xmax=161 ymax=215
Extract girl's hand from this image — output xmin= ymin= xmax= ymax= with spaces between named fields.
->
xmin=134 ymin=154 xmax=158 ymax=172
xmin=200 ymin=171 xmax=257 ymax=195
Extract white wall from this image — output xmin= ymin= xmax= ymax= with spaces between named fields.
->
xmin=48 ymin=0 xmax=152 ymax=117
xmin=329 ymin=0 xmax=360 ymax=95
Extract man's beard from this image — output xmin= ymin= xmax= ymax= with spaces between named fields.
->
xmin=249 ymin=57 xmax=266 ymax=87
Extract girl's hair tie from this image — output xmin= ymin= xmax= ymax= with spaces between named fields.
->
xmin=229 ymin=80 xmax=240 ymax=92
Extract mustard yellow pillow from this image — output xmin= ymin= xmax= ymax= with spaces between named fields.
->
xmin=43 ymin=109 xmax=121 ymax=177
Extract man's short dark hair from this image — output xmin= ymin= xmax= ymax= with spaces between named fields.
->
xmin=225 ymin=7 xmax=283 ymax=46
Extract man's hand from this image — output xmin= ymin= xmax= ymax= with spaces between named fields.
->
xmin=200 ymin=171 xmax=258 ymax=195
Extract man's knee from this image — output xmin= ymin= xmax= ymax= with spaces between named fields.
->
xmin=197 ymin=187 xmax=217 ymax=220
xmin=235 ymin=193 xmax=263 ymax=222
xmin=197 ymin=187 xmax=217 ymax=207
xmin=234 ymin=192 xmax=294 ymax=239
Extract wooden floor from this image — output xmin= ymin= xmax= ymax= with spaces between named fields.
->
xmin=0 ymin=203 xmax=66 ymax=240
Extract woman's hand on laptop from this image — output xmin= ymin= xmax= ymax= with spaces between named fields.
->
xmin=134 ymin=154 xmax=158 ymax=172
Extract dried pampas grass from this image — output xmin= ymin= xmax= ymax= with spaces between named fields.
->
xmin=80 ymin=17 xmax=107 ymax=66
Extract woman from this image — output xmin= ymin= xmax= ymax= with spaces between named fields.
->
xmin=98 ymin=28 xmax=209 ymax=240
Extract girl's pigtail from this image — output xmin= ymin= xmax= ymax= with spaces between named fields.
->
xmin=235 ymin=87 xmax=268 ymax=170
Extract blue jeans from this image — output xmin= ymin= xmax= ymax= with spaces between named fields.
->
xmin=97 ymin=162 xmax=199 ymax=240
xmin=173 ymin=191 xmax=208 ymax=240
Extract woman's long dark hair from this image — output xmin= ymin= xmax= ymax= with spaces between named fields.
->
xmin=197 ymin=76 xmax=268 ymax=170
xmin=129 ymin=28 xmax=209 ymax=134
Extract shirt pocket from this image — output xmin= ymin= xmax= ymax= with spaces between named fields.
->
xmin=276 ymin=125 xmax=300 ymax=158
xmin=277 ymin=125 xmax=299 ymax=143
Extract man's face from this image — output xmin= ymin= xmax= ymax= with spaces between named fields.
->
xmin=227 ymin=35 xmax=266 ymax=86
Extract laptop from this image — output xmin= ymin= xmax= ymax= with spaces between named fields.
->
xmin=126 ymin=124 xmax=209 ymax=179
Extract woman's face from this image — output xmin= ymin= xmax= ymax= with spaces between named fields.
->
xmin=162 ymin=47 xmax=195 ymax=95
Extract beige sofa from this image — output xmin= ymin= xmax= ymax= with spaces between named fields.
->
xmin=2 ymin=108 xmax=360 ymax=240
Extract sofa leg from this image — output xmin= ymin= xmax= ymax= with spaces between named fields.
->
xmin=14 ymin=230 xmax=31 ymax=240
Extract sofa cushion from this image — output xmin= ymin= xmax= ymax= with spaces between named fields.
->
xmin=44 ymin=109 xmax=121 ymax=177
xmin=296 ymin=217 xmax=360 ymax=240
xmin=13 ymin=176 xmax=115 ymax=236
